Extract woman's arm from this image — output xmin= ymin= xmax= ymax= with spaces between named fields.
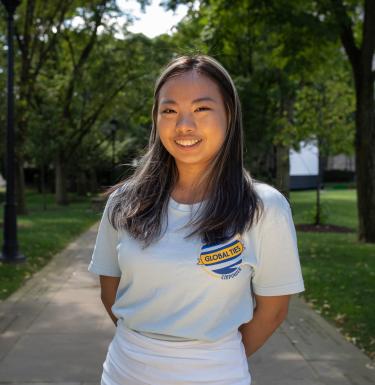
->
xmin=99 ymin=275 xmax=121 ymax=326
xmin=239 ymin=294 xmax=291 ymax=357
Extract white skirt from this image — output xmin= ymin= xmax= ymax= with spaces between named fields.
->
xmin=101 ymin=319 xmax=251 ymax=385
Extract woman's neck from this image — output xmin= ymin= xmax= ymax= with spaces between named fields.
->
xmin=171 ymin=173 xmax=208 ymax=204
xmin=171 ymin=188 xmax=205 ymax=204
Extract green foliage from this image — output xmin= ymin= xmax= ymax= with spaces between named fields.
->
xmin=283 ymin=58 xmax=355 ymax=154
xmin=2 ymin=1 xmax=176 ymax=190
xmin=166 ymin=0 xmax=356 ymax=179
xmin=0 ymin=0 xmax=363 ymax=199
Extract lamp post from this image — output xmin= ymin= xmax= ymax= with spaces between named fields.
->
xmin=0 ymin=0 xmax=25 ymax=264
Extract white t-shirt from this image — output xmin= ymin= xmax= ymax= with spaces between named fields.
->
xmin=88 ymin=182 xmax=305 ymax=342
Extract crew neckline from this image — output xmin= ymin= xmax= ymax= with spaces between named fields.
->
xmin=169 ymin=196 xmax=208 ymax=212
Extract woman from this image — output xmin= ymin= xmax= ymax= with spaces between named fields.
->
xmin=88 ymin=54 xmax=305 ymax=385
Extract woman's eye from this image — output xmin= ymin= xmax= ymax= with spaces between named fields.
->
xmin=161 ymin=109 xmax=176 ymax=114
xmin=196 ymin=106 xmax=210 ymax=112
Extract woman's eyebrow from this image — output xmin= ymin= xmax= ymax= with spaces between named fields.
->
xmin=160 ymin=99 xmax=177 ymax=105
xmin=193 ymin=97 xmax=217 ymax=104
xmin=160 ymin=97 xmax=217 ymax=105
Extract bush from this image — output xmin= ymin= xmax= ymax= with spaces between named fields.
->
xmin=324 ymin=169 xmax=355 ymax=183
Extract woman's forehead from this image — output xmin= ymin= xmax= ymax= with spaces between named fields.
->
xmin=158 ymin=71 xmax=222 ymax=102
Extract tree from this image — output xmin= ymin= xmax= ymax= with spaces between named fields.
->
xmin=255 ymin=0 xmax=375 ymax=240
xmin=329 ymin=0 xmax=375 ymax=241
xmin=28 ymin=29 xmax=175 ymax=201
xmin=0 ymin=0 xmax=122 ymax=212
xmin=286 ymin=62 xmax=355 ymax=225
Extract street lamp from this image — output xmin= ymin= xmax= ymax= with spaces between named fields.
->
xmin=0 ymin=0 xmax=25 ymax=263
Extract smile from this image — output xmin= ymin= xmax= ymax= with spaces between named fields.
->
xmin=174 ymin=139 xmax=202 ymax=148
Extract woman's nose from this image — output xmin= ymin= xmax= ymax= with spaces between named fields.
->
xmin=176 ymin=113 xmax=196 ymax=132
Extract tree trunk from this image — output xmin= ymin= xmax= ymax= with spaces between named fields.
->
xmin=275 ymin=75 xmax=293 ymax=199
xmin=89 ymin=168 xmax=98 ymax=193
xmin=337 ymin=0 xmax=375 ymax=242
xmin=354 ymin=78 xmax=375 ymax=242
xmin=275 ymin=145 xmax=290 ymax=199
xmin=76 ymin=170 xmax=88 ymax=197
xmin=314 ymin=140 xmax=324 ymax=226
xmin=54 ymin=152 xmax=69 ymax=205
xmin=40 ymin=163 xmax=47 ymax=211
xmin=351 ymin=2 xmax=375 ymax=242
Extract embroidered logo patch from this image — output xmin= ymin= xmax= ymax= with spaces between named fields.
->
xmin=197 ymin=236 xmax=244 ymax=280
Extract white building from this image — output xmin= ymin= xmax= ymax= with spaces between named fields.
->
xmin=289 ymin=141 xmax=355 ymax=189
xmin=290 ymin=141 xmax=319 ymax=190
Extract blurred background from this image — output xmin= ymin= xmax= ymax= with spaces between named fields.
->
xmin=0 ymin=0 xmax=362 ymax=205
xmin=0 ymin=0 xmax=374 ymax=362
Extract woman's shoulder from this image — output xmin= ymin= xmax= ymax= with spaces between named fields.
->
xmin=103 ymin=183 xmax=127 ymax=216
xmin=107 ymin=182 xmax=127 ymax=201
xmin=253 ymin=181 xmax=291 ymax=218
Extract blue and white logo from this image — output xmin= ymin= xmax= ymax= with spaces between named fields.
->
xmin=197 ymin=236 xmax=244 ymax=280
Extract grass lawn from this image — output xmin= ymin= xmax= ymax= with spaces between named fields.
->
xmin=290 ymin=188 xmax=375 ymax=360
xmin=0 ymin=188 xmax=100 ymax=301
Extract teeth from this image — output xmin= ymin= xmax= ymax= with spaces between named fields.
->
xmin=175 ymin=139 xmax=200 ymax=146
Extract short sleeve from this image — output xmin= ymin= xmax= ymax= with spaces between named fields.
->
xmin=88 ymin=191 xmax=122 ymax=277
xmin=252 ymin=197 xmax=305 ymax=296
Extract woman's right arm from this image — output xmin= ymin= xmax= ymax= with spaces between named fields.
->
xmin=239 ymin=293 xmax=290 ymax=357
xmin=99 ymin=275 xmax=121 ymax=326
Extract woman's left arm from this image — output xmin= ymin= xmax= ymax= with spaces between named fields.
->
xmin=239 ymin=294 xmax=291 ymax=357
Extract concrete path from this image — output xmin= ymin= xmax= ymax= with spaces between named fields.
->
xmin=0 ymin=223 xmax=374 ymax=385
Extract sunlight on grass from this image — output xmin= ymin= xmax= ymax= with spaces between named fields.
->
xmin=290 ymin=190 xmax=374 ymax=360
xmin=0 ymin=189 xmax=99 ymax=300
xmin=290 ymin=189 xmax=358 ymax=229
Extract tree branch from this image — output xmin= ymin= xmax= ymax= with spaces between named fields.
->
xmin=62 ymin=1 xmax=107 ymax=123
xmin=330 ymin=0 xmax=361 ymax=71
xmin=31 ymin=1 xmax=73 ymax=82
xmin=14 ymin=25 xmax=25 ymax=55
xmin=63 ymin=33 xmax=77 ymax=68
xmin=21 ymin=0 xmax=36 ymax=62
xmin=65 ymin=73 xmax=148 ymax=158
xmin=29 ymin=1 xmax=68 ymax=67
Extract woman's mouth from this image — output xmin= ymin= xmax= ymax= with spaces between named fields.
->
xmin=174 ymin=139 xmax=202 ymax=149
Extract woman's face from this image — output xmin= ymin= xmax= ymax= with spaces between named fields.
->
xmin=156 ymin=70 xmax=227 ymax=173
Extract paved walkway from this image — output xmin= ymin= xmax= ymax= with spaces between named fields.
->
xmin=0 ymin=223 xmax=374 ymax=385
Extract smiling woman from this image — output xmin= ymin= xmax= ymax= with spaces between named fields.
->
xmin=157 ymin=71 xmax=227 ymax=196
xmin=88 ymin=54 xmax=305 ymax=385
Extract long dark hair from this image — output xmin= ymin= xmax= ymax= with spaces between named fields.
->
xmin=104 ymin=54 xmax=263 ymax=248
